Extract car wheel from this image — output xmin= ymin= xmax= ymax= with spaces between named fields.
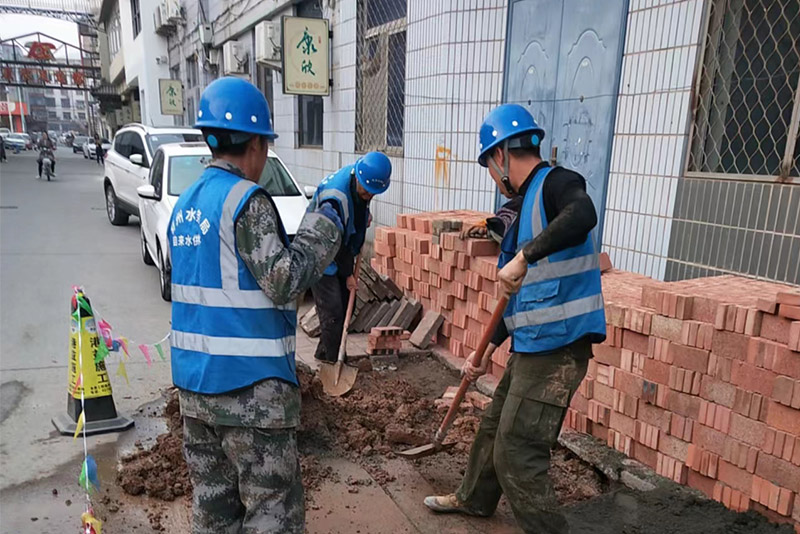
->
xmin=105 ymin=184 xmax=129 ymax=226
xmin=141 ymin=227 xmax=154 ymax=265
xmin=157 ymin=246 xmax=171 ymax=302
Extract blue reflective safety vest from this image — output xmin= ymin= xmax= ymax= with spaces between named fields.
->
xmin=499 ymin=165 xmax=606 ymax=353
xmin=307 ymin=165 xmax=368 ymax=275
xmin=168 ymin=165 xmax=298 ymax=394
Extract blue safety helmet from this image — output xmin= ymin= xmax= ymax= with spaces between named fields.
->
xmin=354 ymin=152 xmax=391 ymax=195
xmin=478 ymin=104 xmax=544 ymax=167
xmin=194 ymin=76 xmax=277 ymax=141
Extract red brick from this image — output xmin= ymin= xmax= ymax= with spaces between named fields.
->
xmin=694 ymin=423 xmax=728 ymax=457
xmin=659 ymin=433 xmax=690 ymax=462
xmin=651 ymin=315 xmax=684 ymax=343
xmin=762 ymin=313 xmax=792 ymax=345
xmin=592 ymin=381 xmax=615 ymax=407
xmin=777 ymin=488 xmax=794 ymax=516
xmin=643 ymin=358 xmax=670 ymax=385
xmin=757 ymin=298 xmax=779 ymax=314
xmin=610 ymin=410 xmax=636 ymax=437
xmin=729 ymin=412 xmax=766 ymax=448
xmin=718 ymin=459 xmax=753 ymax=494
xmin=632 ymin=441 xmax=658 ymax=470
xmin=780 ymin=305 xmax=800 ymax=321
xmin=670 ymin=343 xmax=710 ymax=374
xmin=745 ymin=308 xmax=764 ymax=337
xmin=615 ymin=369 xmax=644 ymax=399
xmin=766 ymin=401 xmax=800 ymax=436
xmin=622 ymin=330 xmax=650 ymax=355
xmin=465 ymin=239 xmax=498 ymax=257
xmin=700 ymin=375 xmax=736 ymax=407
xmin=771 ymin=343 xmax=800 ymax=380
xmin=723 ymin=485 xmax=732 ymax=507
xmin=669 ymin=390 xmax=702 ymax=419
xmin=778 ymin=292 xmax=800 ymax=307
xmin=783 ymin=435 xmax=796 ymax=462
xmin=712 ymin=330 xmax=749 ymax=361
xmin=789 ymin=322 xmax=800 ymax=352
xmin=592 ymin=344 xmax=622 ymax=367
xmin=731 ymin=360 xmax=776 ymax=397
xmin=747 ymin=447 xmax=759 ymax=474
xmin=774 ymin=375 xmax=796 ymax=406
xmin=688 ymin=469 xmax=717 ymax=499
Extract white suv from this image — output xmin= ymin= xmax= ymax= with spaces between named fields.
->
xmin=137 ymin=142 xmax=314 ymax=301
xmin=103 ymin=124 xmax=202 ymax=225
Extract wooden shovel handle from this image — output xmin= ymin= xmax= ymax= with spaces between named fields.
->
xmin=433 ymin=296 xmax=509 ymax=445
xmin=336 ymin=255 xmax=361 ymax=364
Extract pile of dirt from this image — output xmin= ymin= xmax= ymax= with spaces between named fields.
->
xmin=118 ymin=390 xmax=190 ymax=501
xmin=550 ymin=447 xmax=605 ymax=505
xmin=297 ymin=357 xmax=476 ymax=458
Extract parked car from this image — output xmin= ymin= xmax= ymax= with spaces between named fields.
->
xmin=104 ymin=124 xmax=203 ymax=226
xmin=20 ymin=133 xmax=33 ymax=150
xmin=72 ymin=136 xmax=89 ymax=153
xmin=136 ymin=142 xmax=311 ymax=301
xmin=0 ymin=127 xmax=11 ymax=139
xmin=3 ymin=133 xmax=28 ymax=151
xmin=84 ymin=138 xmax=111 ymax=159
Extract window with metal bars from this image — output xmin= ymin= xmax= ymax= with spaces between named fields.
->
xmin=356 ymin=0 xmax=407 ymax=153
xmin=687 ymin=0 xmax=800 ymax=182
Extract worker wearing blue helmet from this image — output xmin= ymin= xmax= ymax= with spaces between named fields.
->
xmin=169 ymin=76 xmax=344 ymax=534
xmin=425 ymin=103 xmax=605 ymax=534
xmin=307 ymin=151 xmax=391 ymax=362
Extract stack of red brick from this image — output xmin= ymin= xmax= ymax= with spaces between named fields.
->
xmin=367 ymin=326 xmax=404 ymax=355
xmin=569 ymin=272 xmax=800 ymax=530
xmin=372 ymin=210 xmax=800 ymax=531
xmin=371 ymin=210 xmax=515 ymax=377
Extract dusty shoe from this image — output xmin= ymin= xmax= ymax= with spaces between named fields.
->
xmin=423 ymin=494 xmax=488 ymax=516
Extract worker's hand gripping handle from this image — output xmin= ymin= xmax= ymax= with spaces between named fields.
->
xmin=432 ymin=296 xmax=510 ymax=446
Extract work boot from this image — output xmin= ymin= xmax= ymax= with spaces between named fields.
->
xmin=423 ymin=494 xmax=490 ymax=517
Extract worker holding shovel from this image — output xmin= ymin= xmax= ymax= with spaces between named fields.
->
xmin=424 ymin=104 xmax=606 ymax=534
xmin=307 ymin=152 xmax=392 ymax=369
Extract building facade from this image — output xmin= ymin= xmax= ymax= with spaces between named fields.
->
xmin=108 ymin=0 xmax=799 ymax=286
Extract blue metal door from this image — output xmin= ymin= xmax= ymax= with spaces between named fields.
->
xmin=502 ymin=0 xmax=628 ymax=244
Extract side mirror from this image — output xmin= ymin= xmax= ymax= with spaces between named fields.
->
xmin=130 ymin=153 xmax=144 ymax=166
xmin=303 ymin=185 xmax=317 ymax=199
xmin=137 ymin=184 xmax=159 ymax=200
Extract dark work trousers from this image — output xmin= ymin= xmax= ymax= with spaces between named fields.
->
xmin=311 ymin=274 xmax=350 ymax=362
xmin=455 ymin=339 xmax=591 ymax=533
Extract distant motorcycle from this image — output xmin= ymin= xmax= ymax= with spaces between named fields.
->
xmin=41 ymin=155 xmax=53 ymax=181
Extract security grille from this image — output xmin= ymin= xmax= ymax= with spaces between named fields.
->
xmin=687 ymin=0 xmax=800 ymax=181
xmin=355 ymin=0 xmax=407 ymax=154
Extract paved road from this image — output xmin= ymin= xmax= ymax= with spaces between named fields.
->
xmin=0 ymin=149 xmax=173 ymax=530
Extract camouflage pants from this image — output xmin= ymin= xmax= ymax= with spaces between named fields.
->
xmin=182 ymin=416 xmax=304 ymax=534
xmin=456 ymin=340 xmax=590 ymax=534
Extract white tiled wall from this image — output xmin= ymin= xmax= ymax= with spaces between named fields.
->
xmin=271 ymin=0 xmax=508 ymax=232
xmin=602 ymin=0 xmax=706 ymax=280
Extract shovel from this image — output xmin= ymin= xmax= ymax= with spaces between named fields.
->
xmin=319 ymin=256 xmax=361 ymax=396
xmin=399 ymin=296 xmax=509 ymax=460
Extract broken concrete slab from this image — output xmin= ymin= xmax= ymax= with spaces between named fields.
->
xmin=377 ymin=299 xmax=403 ymax=328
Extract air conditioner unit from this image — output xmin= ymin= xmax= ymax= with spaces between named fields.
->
xmin=207 ymin=48 xmax=221 ymax=67
xmin=222 ymin=41 xmax=246 ymax=74
xmin=154 ymin=1 xmax=176 ymax=34
xmin=199 ymin=22 xmax=213 ymax=46
xmin=166 ymin=0 xmax=183 ymax=23
xmin=255 ymin=20 xmax=281 ymax=64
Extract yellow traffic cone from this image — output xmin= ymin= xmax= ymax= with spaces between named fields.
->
xmin=52 ymin=291 xmax=134 ymax=436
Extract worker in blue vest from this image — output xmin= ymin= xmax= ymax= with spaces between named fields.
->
xmin=307 ymin=152 xmax=391 ymax=362
xmin=168 ymin=77 xmax=343 ymax=534
xmin=425 ymin=104 xmax=606 ymax=533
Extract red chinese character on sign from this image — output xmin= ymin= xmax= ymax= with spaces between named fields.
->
xmin=73 ymin=71 xmax=85 ymax=87
xmin=1 ymin=66 xmax=13 ymax=81
xmin=55 ymin=70 xmax=67 ymax=84
xmin=38 ymin=69 xmax=50 ymax=83
xmin=27 ymin=42 xmax=56 ymax=61
xmin=20 ymin=68 xmax=34 ymax=83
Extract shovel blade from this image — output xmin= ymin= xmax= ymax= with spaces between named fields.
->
xmin=319 ymin=362 xmax=358 ymax=396
xmin=397 ymin=441 xmax=455 ymax=460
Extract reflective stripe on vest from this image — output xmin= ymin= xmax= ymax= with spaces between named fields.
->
xmin=172 ymin=284 xmax=295 ymax=310
xmin=505 ymin=293 xmax=605 ymax=330
xmin=172 ymin=331 xmax=296 ymax=357
xmin=317 ymin=187 xmax=351 ymax=225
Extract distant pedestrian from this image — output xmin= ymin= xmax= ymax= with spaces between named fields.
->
xmin=94 ymin=134 xmax=104 ymax=165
